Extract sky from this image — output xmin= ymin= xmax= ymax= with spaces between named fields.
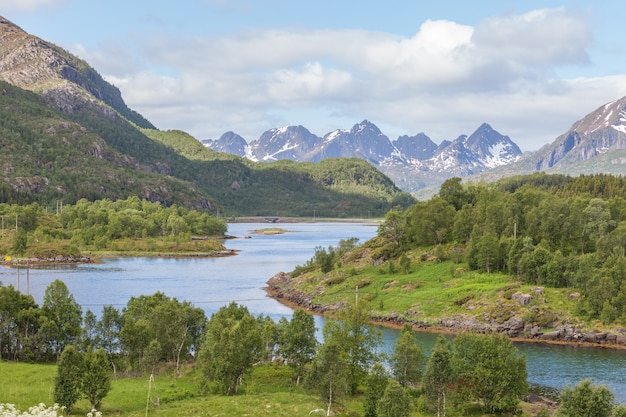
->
xmin=3 ymin=1 xmax=626 ymax=151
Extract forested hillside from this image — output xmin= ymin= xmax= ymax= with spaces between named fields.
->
xmin=143 ymin=128 xmax=415 ymax=217
xmin=0 ymin=80 xmax=413 ymax=217
xmin=270 ymin=173 xmax=626 ymax=343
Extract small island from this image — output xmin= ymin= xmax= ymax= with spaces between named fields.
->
xmin=250 ymin=227 xmax=289 ymax=235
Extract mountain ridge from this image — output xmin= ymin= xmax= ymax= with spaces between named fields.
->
xmin=202 ymin=120 xmax=524 ymax=194
xmin=0 ymin=15 xmax=413 ymax=217
xmin=204 ymin=94 xmax=626 ymax=197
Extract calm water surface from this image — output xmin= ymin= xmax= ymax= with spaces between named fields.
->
xmin=1 ymin=222 xmax=624 ymax=402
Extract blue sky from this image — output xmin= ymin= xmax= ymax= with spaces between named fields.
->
xmin=3 ymin=0 xmax=626 ymax=151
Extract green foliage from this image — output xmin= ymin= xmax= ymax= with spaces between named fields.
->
xmin=53 ymin=345 xmax=83 ymax=412
xmin=81 ymin=348 xmax=112 ymax=410
xmin=325 ymin=304 xmax=383 ymax=396
xmin=389 ymin=324 xmax=425 ymax=388
xmin=305 ymin=337 xmax=349 ymax=416
xmin=198 ymin=302 xmax=263 ymax=395
xmin=0 ymin=284 xmax=40 ymax=361
xmin=120 ymin=292 xmax=206 ymax=372
xmin=40 ymin=280 xmax=82 ymax=360
xmin=376 ymin=379 xmax=411 ymax=417
xmin=555 ymin=379 xmax=614 ymax=417
xmin=0 ymin=198 xmax=228 ymax=258
xmin=452 ymin=332 xmax=528 ymax=413
xmin=423 ymin=335 xmax=454 ymax=417
xmin=296 ymin=237 xmax=362 ymax=276
xmin=278 ymin=309 xmax=317 ymax=381
xmin=363 ymin=363 xmax=389 ymax=417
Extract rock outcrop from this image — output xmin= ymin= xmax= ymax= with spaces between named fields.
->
xmin=266 ymin=273 xmax=626 ymax=348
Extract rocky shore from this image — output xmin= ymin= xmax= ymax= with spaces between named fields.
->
xmin=266 ymin=272 xmax=626 ymax=349
xmin=0 ymin=255 xmax=94 ymax=266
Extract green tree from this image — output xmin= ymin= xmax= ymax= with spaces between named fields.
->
xmin=39 ymin=280 xmax=82 ymax=359
xmin=305 ymin=338 xmax=348 ymax=417
xmin=389 ymin=324 xmax=424 ymax=387
xmin=81 ymin=348 xmax=112 ymax=410
xmin=438 ymin=177 xmax=471 ymax=211
xmin=404 ymin=198 xmax=455 ymax=247
xmin=120 ymin=292 xmax=205 ymax=372
xmin=81 ymin=309 xmax=97 ymax=350
xmin=198 ymin=302 xmax=262 ymax=395
xmin=363 ymin=362 xmax=389 ymax=417
xmin=555 ymin=379 xmax=614 ymax=417
xmin=279 ymin=309 xmax=317 ymax=384
xmin=325 ymin=304 xmax=382 ymax=395
xmin=474 ymin=232 xmax=500 ymax=273
xmin=452 ymin=333 xmax=528 ymax=413
xmin=0 ymin=284 xmax=40 ymax=361
xmin=582 ymin=198 xmax=615 ymax=253
xmin=53 ymin=345 xmax=83 ymax=412
xmin=378 ymin=207 xmax=406 ymax=250
xmin=94 ymin=305 xmax=123 ymax=375
xmin=423 ymin=335 xmax=454 ymax=417
xmin=376 ymin=379 xmax=411 ymax=417
xmin=11 ymin=228 xmax=27 ymax=254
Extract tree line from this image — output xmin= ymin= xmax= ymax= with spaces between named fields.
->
xmin=0 ymin=196 xmax=227 ymax=256
xmin=1 ymin=278 xmax=624 ymax=415
xmin=376 ymin=173 xmax=626 ymax=325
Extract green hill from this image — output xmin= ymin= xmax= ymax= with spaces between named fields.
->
xmin=268 ymin=174 xmax=626 ymax=347
xmin=0 ymin=17 xmax=414 ymax=217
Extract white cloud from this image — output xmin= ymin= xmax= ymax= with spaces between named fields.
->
xmin=0 ymin=0 xmax=71 ymax=13
xmin=80 ymin=7 xmax=625 ymax=150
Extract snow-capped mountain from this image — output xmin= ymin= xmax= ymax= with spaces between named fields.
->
xmin=246 ymin=125 xmax=321 ymax=162
xmin=310 ymin=120 xmax=398 ymax=164
xmin=203 ymin=120 xmax=523 ymax=194
xmin=466 ymin=123 xmax=522 ymax=168
xmin=394 ymin=133 xmax=439 ymax=161
xmin=532 ymin=96 xmax=626 ymax=170
xmin=201 ymin=131 xmax=247 ymax=156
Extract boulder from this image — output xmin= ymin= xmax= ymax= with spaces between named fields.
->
xmin=511 ymin=291 xmax=532 ymax=305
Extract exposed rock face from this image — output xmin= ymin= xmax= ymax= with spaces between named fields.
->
xmin=532 ymin=96 xmax=626 ymax=170
xmin=511 ymin=291 xmax=533 ymax=306
xmin=0 ymin=16 xmax=154 ymax=128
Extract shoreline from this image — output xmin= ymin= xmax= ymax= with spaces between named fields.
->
xmin=265 ymin=274 xmax=626 ymax=351
xmin=0 ymin=249 xmax=238 ymax=267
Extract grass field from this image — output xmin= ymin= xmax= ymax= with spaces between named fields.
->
xmin=0 ymin=362 xmax=367 ymax=417
xmin=288 ymin=246 xmax=585 ymax=336
xmin=0 ymin=359 xmax=549 ymax=416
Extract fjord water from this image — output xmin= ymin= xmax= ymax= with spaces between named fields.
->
xmin=1 ymin=222 xmax=625 ymax=403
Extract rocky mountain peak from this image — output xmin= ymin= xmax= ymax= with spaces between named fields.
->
xmin=465 ymin=122 xmax=522 ymax=167
xmin=533 ymin=95 xmax=626 ymax=170
xmin=0 ymin=16 xmax=154 ymax=128
xmin=570 ymin=96 xmax=626 ymax=136
xmin=393 ymin=133 xmax=438 ymax=160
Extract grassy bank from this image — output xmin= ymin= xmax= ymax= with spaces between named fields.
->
xmin=271 ymin=243 xmax=610 ymax=344
xmin=0 ymin=361 xmax=549 ymax=417
xmin=0 ymin=362 xmax=362 ymax=417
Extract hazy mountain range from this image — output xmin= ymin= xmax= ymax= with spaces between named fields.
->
xmin=204 ymin=97 xmax=626 ymax=196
